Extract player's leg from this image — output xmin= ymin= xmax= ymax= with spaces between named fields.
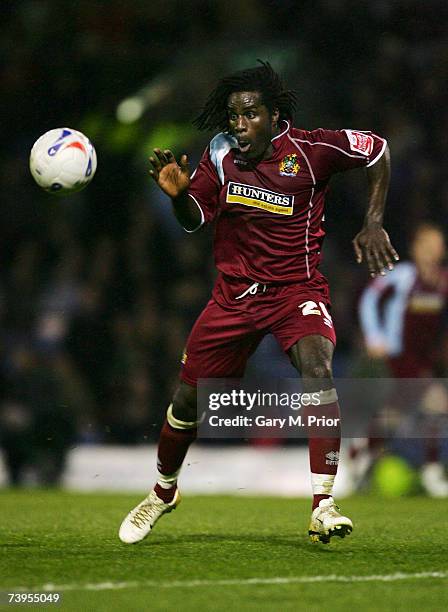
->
xmin=119 ymin=298 xmax=262 ymax=543
xmin=289 ymin=335 xmax=353 ymax=543
xmin=289 ymin=335 xmax=340 ymax=508
xmin=118 ymin=381 xmax=196 ymax=544
xmin=153 ymin=318 xmax=262 ymax=497
xmin=153 ymin=382 xmax=198 ymax=502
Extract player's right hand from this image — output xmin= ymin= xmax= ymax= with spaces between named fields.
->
xmin=149 ymin=149 xmax=190 ymax=199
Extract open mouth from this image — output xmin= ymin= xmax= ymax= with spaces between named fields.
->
xmin=237 ymin=141 xmax=251 ymax=153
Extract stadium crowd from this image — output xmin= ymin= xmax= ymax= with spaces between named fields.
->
xmin=0 ymin=0 xmax=447 ymax=483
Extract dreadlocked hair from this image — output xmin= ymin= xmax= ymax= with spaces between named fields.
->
xmin=193 ymin=60 xmax=297 ymax=132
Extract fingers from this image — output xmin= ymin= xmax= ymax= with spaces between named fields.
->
xmin=354 ymin=228 xmax=400 ymax=277
xmin=374 ymin=238 xmax=400 ymax=274
xmin=382 ymin=233 xmax=400 ymax=262
xmin=352 ymin=238 xmax=363 ymax=264
xmin=149 ymin=149 xmax=174 ymax=182
xmin=377 ymin=230 xmax=400 ymax=267
xmin=359 ymin=236 xmax=387 ymax=277
xmin=149 ymin=149 xmax=165 ymax=172
xmin=154 ymin=148 xmax=169 ymax=166
xmin=149 ymin=155 xmax=161 ymax=176
xmin=364 ymin=247 xmax=379 ymax=277
xmin=179 ymin=154 xmax=189 ymax=174
xmin=366 ymin=245 xmax=400 ymax=277
xmin=164 ymin=149 xmax=176 ymax=164
xmin=387 ymin=244 xmax=400 ymax=263
xmin=372 ymin=247 xmax=384 ymax=276
xmin=148 ymin=166 xmax=159 ymax=182
xmin=378 ymin=244 xmax=397 ymax=271
xmin=149 ymin=148 xmax=171 ymax=171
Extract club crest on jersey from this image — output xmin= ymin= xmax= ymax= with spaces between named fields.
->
xmin=226 ymin=182 xmax=294 ymax=215
xmin=279 ymin=153 xmax=300 ymax=176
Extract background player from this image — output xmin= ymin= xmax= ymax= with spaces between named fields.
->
xmin=358 ymin=222 xmax=448 ymax=495
xmin=119 ymin=62 xmax=398 ymax=544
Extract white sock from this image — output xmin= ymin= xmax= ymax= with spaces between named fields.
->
xmin=156 ymin=469 xmax=179 ymax=489
xmin=311 ymin=472 xmax=335 ymax=496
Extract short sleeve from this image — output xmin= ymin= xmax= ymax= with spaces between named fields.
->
xmin=187 ymin=147 xmax=220 ymax=231
xmin=309 ymin=128 xmax=387 ymax=179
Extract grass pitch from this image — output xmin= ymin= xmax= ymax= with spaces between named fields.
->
xmin=1 ymin=491 xmax=448 ymax=611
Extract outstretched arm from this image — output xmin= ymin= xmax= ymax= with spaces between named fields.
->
xmin=149 ymin=148 xmax=202 ymax=231
xmin=352 ymin=145 xmax=399 ymax=277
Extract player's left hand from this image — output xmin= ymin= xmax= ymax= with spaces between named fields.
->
xmin=352 ymin=223 xmax=399 ymax=277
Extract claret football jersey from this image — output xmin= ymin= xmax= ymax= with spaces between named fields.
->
xmin=188 ymin=121 xmax=387 ymax=284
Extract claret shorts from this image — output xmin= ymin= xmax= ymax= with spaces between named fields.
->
xmin=180 ymin=272 xmax=336 ymax=386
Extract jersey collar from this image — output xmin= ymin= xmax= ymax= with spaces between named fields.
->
xmin=271 ymin=120 xmax=290 ymax=148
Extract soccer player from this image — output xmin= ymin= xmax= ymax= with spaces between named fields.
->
xmin=358 ymin=222 xmax=448 ymax=495
xmin=119 ymin=62 xmax=398 ymax=544
xmin=360 ymin=223 xmax=447 ymax=378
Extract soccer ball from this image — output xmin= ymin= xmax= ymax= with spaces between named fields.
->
xmin=29 ymin=128 xmax=97 ymax=195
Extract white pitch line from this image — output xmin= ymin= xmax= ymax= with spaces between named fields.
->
xmin=8 ymin=571 xmax=448 ymax=593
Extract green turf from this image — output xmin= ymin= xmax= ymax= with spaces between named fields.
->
xmin=1 ymin=491 xmax=448 ymax=611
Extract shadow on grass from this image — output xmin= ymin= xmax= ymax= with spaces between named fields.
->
xmin=2 ymin=533 xmax=346 ymax=557
xmin=128 ymin=533 xmax=341 ymax=553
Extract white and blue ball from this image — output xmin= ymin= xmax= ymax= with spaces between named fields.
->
xmin=29 ymin=128 xmax=97 ymax=195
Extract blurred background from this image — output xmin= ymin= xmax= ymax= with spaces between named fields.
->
xmin=1 ymin=0 xmax=447 ymax=493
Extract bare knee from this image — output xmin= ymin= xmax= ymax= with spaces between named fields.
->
xmin=300 ymin=358 xmax=333 ymax=394
xmin=300 ymin=359 xmax=333 ymax=381
xmin=172 ymin=382 xmax=197 ymax=422
xmin=289 ymin=335 xmax=334 ymax=389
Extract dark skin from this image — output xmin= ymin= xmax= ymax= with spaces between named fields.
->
xmin=227 ymin=91 xmax=280 ymax=159
xmin=148 ymin=90 xmax=399 ymax=420
xmin=353 ymin=145 xmax=398 ymax=278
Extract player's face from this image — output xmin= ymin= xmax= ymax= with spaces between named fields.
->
xmin=227 ymin=91 xmax=280 ymax=160
xmin=411 ymin=228 xmax=446 ymax=267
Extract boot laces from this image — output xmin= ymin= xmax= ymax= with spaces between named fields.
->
xmin=130 ymin=493 xmax=163 ymax=529
xmin=323 ymin=501 xmax=341 ymax=518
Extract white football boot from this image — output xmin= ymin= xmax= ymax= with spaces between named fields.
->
xmin=421 ymin=463 xmax=448 ymax=497
xmin=308 ymin=497 xmax=353 ymax=544
xmin=119 ymin=489 xmax=181 ymax=544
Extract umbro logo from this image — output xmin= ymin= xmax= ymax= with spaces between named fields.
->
xmin=325 ymin=451 xmax=339 ymax=465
